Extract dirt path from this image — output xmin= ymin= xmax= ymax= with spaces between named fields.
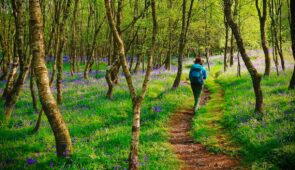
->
xmin=169 ymin=88 xmax=239 ymax=170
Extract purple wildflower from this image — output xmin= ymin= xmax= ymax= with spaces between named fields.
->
xmin=154 ymin=106 xmax=161 ymax=113
xmin=63 ymin=55 xmax=70 ymax=62
xmin=102 ymin=57 xmax=108 ymax=63
xmin=144 ymin=154 xmax=149 ymax=162
xmin=50 ymin=162 xmax=53 ymax=168
xmin=27 ymin=158 xmax=37 ymax=165
xmin=62 ymin=150 xmax=69 ymax=156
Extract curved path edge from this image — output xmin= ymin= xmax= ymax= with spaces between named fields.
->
xmin=169 ymin=87 xmax=240 ymax=170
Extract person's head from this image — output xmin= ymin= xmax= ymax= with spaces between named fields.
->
xmin=194 ymin=57 xmax=203 ymax=65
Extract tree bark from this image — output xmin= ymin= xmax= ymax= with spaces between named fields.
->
xmin=172 ymin=0 xmax=186 ymax=89
xmin=29 ymin=0 xmax=73 ymax=157
xmin=172 ymin=0 xmax=194 ymax=89
xmin=4 ymin=0 xmax=32 ymax=120
xmin=257 ymin=0 xmax=271 ymax=75
xmin=70 ymin=0 xmax=79 ymax=76
xmin=230 ymin=32 xmax=235 ymax=66
xmin=104 ymin=0 xmax=158 ymax=169
xmin=289 ymin=0 xmax=295 ymax=89
xmin=165 ymin=0 xmax=173 ymax=71
xmin=224 ymin=15 xmax=229 ymax=72
xmin=84 ymin=16 xmax=105 ymax=79
xmin=224 ymin=0 xmax=263 ymax=113
xmin=30 ymin=66 xmax=38 ymax=112
xmin=56 ymin=0 xmax=71 ymax=104
xmin=256 ymin=0 xmax=270 ymax=76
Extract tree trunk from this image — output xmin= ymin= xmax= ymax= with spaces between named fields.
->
xmin=30 ymin=66 xmax=38 ymax=112
xmin=84 ymin=17 xmax=105 ymax=79
xmin=205 ymin=47 xmax=211 ymax=70
xmin=224 ymin=0 xmax=263 ymax=113
xmin=49 ymin=29 xmax=59 ymax=85
xmin=237 ymin=50 xmax=241 ymax=77
xmin=134 ymin=29 xmax=147 ymax=74
xmin=172 ymin=0 xmax=194 ymax=89
xmin=129 ymin=102 xmax=141 ymax=170
xmin=230 ymin=32 xmax=235 ymax=66
xmin=256 ymin=0 xmax=271 ymax=76
xmin=224 ymin=15 xmax=229 ymax=72
xmin=2 ymin=57 xmax=18 ymax=99
xmin=165 ymin=0 xmax=173 ymax=71
xmin=70 ymin=0 xmax=79 ymax=76
xmin=172 ymin=0 xmax=186 ymax=89
xmin=105 ymin=0 xmax=158 ymax=169
xmin=289 ymin=0 xmax=295 ymax=89
xmin=4 ymin=0 xmax=32 ymax=120
xmin=29 ymin=0 xmax=73 ymax=157
xmin=56 ymin=0 xmax=72 ymax=104
xmin=278 ymin=0 xmax=285 ymax=71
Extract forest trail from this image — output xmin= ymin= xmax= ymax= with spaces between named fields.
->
xmin=169 ymin=87 xmax=239 ymax=170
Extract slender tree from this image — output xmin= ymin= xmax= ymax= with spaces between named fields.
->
xmin=56 ymin=0 xmax=72 ymax=104
xmin=29 ymin=0 xmax=73 ymax=157
xmin=256 ymin=0 xmax=270 ymax=76
xmin=104 ymin=0 xmax=157 ymax=169
xmin=3 ymin=0 xmax=32 ymax=120
xmin=0 ymin=2 xmax=13 ymax=81
xmin=84 ymin=15 xmax=105 ymax=79
xmin=269 ymin=0 xmax=284 ymax=71
xmin=70 ymin=0 xmax=79 ymax=76
xmin=224 ymin=0 xmax=263 ymax=113
xmin=172 ymin=0 xmax=194 ymax=89
xmin=224 ymin=15 xmax=229 ymax=71
xmin=289 ymin=0 xmax=295 ymax=89
xmin=165 ymin=0 xmax=173 ymax=71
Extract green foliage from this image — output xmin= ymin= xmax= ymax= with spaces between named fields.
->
xmin=0 ymin=71 xmax=192 ymax=169
xmin=192 ymin=67 xmax=239 ymax=155
xmin=218 ymin=70 xmax=295 ymax=169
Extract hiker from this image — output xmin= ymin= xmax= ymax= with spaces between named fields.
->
xmin=189 ymin=57 xmax=207 ymax=112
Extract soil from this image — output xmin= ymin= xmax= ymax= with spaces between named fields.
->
xmin=169 ymin=88 xmax=239 ymax=170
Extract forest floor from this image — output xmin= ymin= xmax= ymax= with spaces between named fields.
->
xmin=0 ymin=56 xmax=294 ymax=169
xmin=169 ymin=81 xmax=240 ymax=170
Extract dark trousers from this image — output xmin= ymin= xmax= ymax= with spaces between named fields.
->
xmin=191 ymin=83 xmax=203 ymax=110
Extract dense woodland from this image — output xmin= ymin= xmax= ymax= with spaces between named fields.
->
xmin=0 ymin=0 xmax=294 ymax=169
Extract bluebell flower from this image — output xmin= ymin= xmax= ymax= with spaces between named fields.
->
xmin=27 ymin=158 xmax=37 ymax=165
xmin=49 ymin=162 xmax=53 ymax=168
xmin=154 ymin=106 xmax=161 ymax=112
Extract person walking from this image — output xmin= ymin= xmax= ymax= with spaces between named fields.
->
xmin=189 ymin=57 xmax=207 ymax=112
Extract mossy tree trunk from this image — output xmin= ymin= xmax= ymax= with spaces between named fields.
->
xmin=56 ymin=0 xmax=71 ymax=104
xmin=256 ymin=0 xmax=270 ymax=76
xmin=224 ymin=15 xmax=229 ymax=72
xmin=0 ymin=5 xmax=13 ymax=81
xmin=165 ymin=0 xmax=173 ymax=71
xmin=224 ymin=0 xmax=263 ymax=113
xmin=29 ymin=0 xmax=73 ymax=157
xmin=70 ymin=0 xmax=79 ymax=76
xmin=104 ymin=0 xmax=158 ymax=169
xmin=289 ymin=0 xmax=295 ymax=89
xmin=4 ymin=0 xmax=32 ymax=120
xmin=30 ymin=66 xmax=38 ymax=112
xmin=84 ymin=15 xmax=105 ymax=79
xmin=172 ymin=0 xmax=194 ymax=89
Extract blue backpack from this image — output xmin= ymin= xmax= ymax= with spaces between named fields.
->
xmin=189 ymin=64 xmax=204 ymax=85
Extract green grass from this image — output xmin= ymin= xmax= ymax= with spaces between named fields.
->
xmin=193 ymin=64 xmax=295 ymax=169
xmin=192 ymin=66 xmax=239 ymax=155
xmin=218 ymin=70 xmax=295 ymax=169
xmin=0 ymin=70 xmax=192 ymax=169
xmin=1 ymin=60 xmax=294 ymax=169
